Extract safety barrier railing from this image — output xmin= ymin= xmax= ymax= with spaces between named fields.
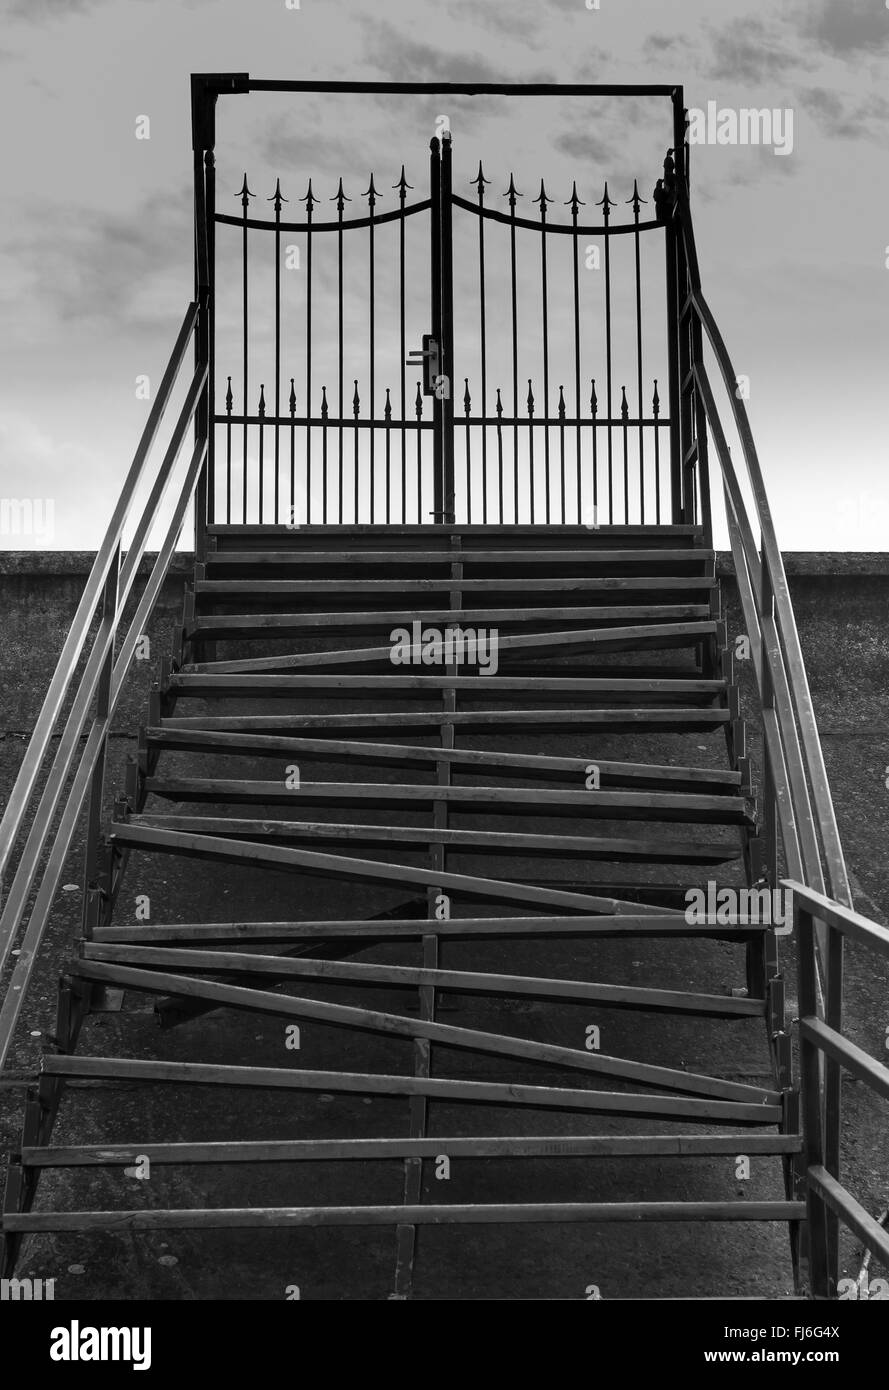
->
xmin=0 ymin=303 xmax=207 ymax=1069
xmin=787 ymin=882 xmax=889 ymax=1296
xmin=667 ymin=154 xmax=886 ymax=1298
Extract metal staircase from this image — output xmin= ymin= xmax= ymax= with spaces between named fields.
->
xmin=1 ymin=76 xmax=887 ymax=1301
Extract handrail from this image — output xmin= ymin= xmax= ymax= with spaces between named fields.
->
xmin=673 ymin=184 xmax=850 ymax=914
xmin=786 ymin=881 xmax=889 ymax=1291
xmin=0 ymin=304 xmax=205 ymax=1068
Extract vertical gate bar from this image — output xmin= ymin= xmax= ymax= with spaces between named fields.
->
xmin=536 ymin=182 xmax=552 ymax=524
xmin=527 ymin=380 xmax=535 ymax=523
xmin=591 ymin=379 xmax=598 ymax=524
xmin=430 ymin=140 xmax=442 ymax=522
xmin=558 ymin=386 xmax=566 ymax=521
xmin=384 ymin=389 xmax=392 ymax=524
xmin=505 ymin=174 xmax=521 ymax=524
xmin=353 ymin=380 xmax=360 ymax=522
xmin=415 ymin=383 xmax=424 ymax=524
xmin=567 ymin=184 xmax=583 ymax=524
xmin=496 ymin=388 xmax=504 ymax=524
xmin=289 ymin=379 xmax=296 ymax=525
xmin=366 ymin=175 xmax=377 ymax=523
xmin=304 ymin=182 xmax=315 ymax=525
xmin=321 ymin=386 xmax=329 ymax=521
xmin=598 ymin=183 xmax=615 ymax=524
xmin=621 ymin=386 xmax=629 ymax=524
xmin=463 ymin=380 xmax=471 ymax=522
xmin=334 ymin=178 xmax=349 ymax=524
xmin=395 ymin=168 xmax=411 ymax=525
xmin=270 ymin=179 xmax=284 ymax=524
xmin=473 ymin=163 xmax=490 ymax=524
xmin=81 ymin=544 xmax=121 ymax=941
xmin=238 ymin=174 xmax=252 ymax=524
xmin=629 ymin=181 xmax=645 ymax=523
xmin=440 ymin=132 xmax=455 ymax=524
xmin=225 ymin=376 xmax=232 ymax=525
xmin=257 ymin=385 xmax=265 ymax=521
xmin=653 ymin=380 xmax=661 ymax=524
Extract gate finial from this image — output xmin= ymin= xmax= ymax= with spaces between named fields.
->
xmin=471 ymin=162 xmax=491 ymax=201
xmin=301 ymin=179 xmax=317 ymax=215
xmin=268 ymin=177 xmax=288 ymax=212
xmin=321 ymin=385 xmax=329 ymax=418
xmin=393 ymin=166 xmax=413 ymax=199
xmin=626 ymin=179 xmax=647 ymax=218
xmin=236 ymin=173 xmax=254 ymax=206
xmin=503 ymin=173 xmax=522 ymax=209
xmin=564 ymin=181 xmax=585 ymax=216
xmin=331 ymin=177 xmax=351 ymax=211
xmin=533 ymin=180 xmax=553 ymax=218
xmin=289 ymin=379 xmax=296 ymax=415
xmin=527 ymin=380 xmax=535 ymax=417
xmin=590 ymin=379 xmax=598 ymax=415
xmin=364 ymin=173 xmax=379 ymax=209
xmin=596 ymin=181 xmax=617 ymax=222
xmin=558 ymin=385 xmax=566 ymax=419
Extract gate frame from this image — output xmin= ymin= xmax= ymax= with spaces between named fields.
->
xmin=190 ymin=74 xmax=688 ymax=549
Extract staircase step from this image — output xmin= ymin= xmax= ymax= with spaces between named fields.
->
xmin=195 ymin=576 xmax=718 ymax=599
xmin=169 ymin=673 xmax=726 ymax=703
xmin=82 ymin=942 xmax=765 ymax=1017
xmin=127 ymin=814 xmax=742 ymax=865
xmin=92 ymin=915 xmax=776 ymax=944
xmin=186 ymin=621 xmax=719 ymax=676
xmin=21 ymin=1132 xmax=802 ymax=1167
xmin=4 ymin=1200 xmax=805 ymax=1234
xmin=141 ymin=778 xmax=752 ymax=825
xmin=187 ymin=604 xmax=713 ymax=638
xmin=106 ymin=823 xmax=685 ymax=915
xmin=145 ymin=728 xmax=741 ymax=791
xmin=37 ymin=1055 xmax=784 ymax=1123
xmin=204 ymin=547 xmax=714 ymax=569
xmin=160 ymin=708 xmax=732 ymax=733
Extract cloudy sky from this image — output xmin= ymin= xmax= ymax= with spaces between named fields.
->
xmin=1 ymin=0 xmax=887 ymax=548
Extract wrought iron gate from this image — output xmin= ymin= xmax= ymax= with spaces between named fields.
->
xmin=202 ymin=94 xmax=677 ymax=528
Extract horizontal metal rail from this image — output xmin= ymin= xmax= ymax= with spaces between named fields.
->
xmin=0 ymin=303 xmax=206 ymax=1069
xmin=676 ymin=186 xmax=850 ymax=914
xmin=788 ymin=882 xmax=889 ymax=1293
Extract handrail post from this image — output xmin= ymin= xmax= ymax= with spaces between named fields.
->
xmin=797 ymin=903 xmax=829 ymax=1296
xmin=659 ymin=151 xmax=682 ymax=524
xmin=192 ymin=78 xmax=216 ymax=561
xmin=823 ymin=906 xmax=844 ymax=1294
xmin=81 ymin=543 xmax=121 ymax=941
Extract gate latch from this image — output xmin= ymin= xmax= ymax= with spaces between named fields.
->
xmin=407 ymin=335 xmax=440 ymax=397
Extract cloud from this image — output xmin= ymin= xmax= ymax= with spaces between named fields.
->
xmin=704 ymin=16 xmax=807 ymax=85
xmin=802 ymin=0 xmax=889 ymax=57
xmin=799 ymin=86 xmax=889 ymax=141
xmin=3 ymin=185 xmax=192 ymax=332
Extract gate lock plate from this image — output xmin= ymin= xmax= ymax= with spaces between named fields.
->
xmin=406 ymin=335 xmax=440 ymax=397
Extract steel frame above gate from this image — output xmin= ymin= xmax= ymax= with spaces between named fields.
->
xmin=191 ymin=76 xmax=694 ymax=540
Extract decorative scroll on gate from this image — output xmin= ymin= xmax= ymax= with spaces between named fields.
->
xmin=212 ymin=134 xmax=672 ymax=526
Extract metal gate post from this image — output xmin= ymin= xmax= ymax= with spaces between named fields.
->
xmin=439 ymin=132 xmax=456 ymax=524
